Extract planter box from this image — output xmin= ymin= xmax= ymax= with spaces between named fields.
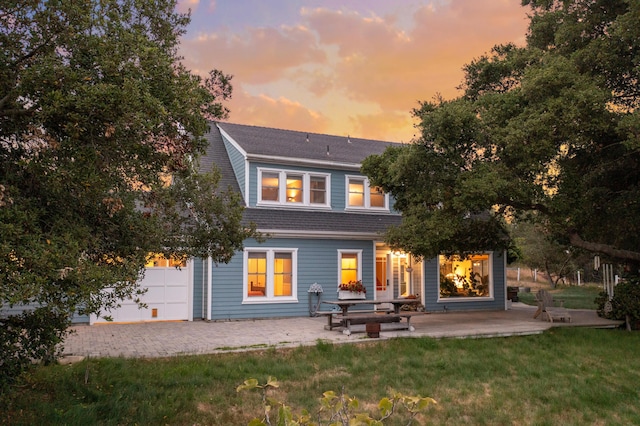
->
xmin=338 ymin=290 xmax=366 ymax=300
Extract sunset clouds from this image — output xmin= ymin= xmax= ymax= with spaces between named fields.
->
xmin=178 ymin=0 xmax=529 ymax=142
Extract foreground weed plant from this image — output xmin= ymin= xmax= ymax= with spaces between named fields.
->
xmin=237 ymin=376 xmax=436 ymax=425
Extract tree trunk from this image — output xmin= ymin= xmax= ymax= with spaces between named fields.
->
xmin=569 ymin=231 xmax=640 ymax=262
xmin=544 ymin=260 xmax=556 ymax=288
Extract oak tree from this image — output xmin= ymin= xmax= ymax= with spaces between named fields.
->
xmin=0 ymin=0 xmax=257 ymax=387
xmin=362 ymin=0 xmax=639 ymax=268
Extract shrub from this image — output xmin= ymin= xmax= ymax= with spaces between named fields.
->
xmin=0 ymin=307 xmax=69 ymax=393
xmin=237 ymin=376 xmax=436 ymax=425
xmin=597 ymin=278 xmax=640 ymax=331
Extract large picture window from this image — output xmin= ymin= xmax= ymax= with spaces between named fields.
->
xmin=346 ymin=176 xmax=388 ymax=210
xmin=258 ymin=168 xmax=330 ymax=207
xmin=244 ymin=248 xmax=298 ymax=303
xmin=439 ymin=254 xmax=492 ymax=299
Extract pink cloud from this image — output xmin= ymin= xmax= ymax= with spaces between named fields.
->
xmin=176 ymin=0 xmax=199 ymax=15
xmin=181 ymin=25 xmax=326 ymax=85
xmin=179 ymin=0 xmax=530 ymax=141
xmin=223 ymin=91 xmax=331 ymax=134
xmin=302 ymin=1 xmax=528 ymax=110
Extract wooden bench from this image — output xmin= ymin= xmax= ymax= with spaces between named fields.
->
xmin=319 ymin=309 xmax=393 ymax=330
xmin=334 ymin=312 xmax=423 ymax=335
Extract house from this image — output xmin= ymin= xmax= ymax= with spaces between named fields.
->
xmin=90 ymin=122 xmax=508 ymax=323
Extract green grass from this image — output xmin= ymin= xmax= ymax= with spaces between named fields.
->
xmin=3 ymin=328 xmax=640 ymax=425
xmin=516 ymin=283 xmax=603 ymax=309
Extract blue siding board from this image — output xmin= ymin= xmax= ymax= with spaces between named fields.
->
xmin=208 ymin=238 xmax=375 ymax=320
xmin=1 ymin=303 xmax=89 ymax=324
xmin=222 ymin=135 xmax=247 ymax=200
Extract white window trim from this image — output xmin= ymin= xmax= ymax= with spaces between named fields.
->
xmin=337 ymin=249 xmax=363 ymax=288
xmin=345 ymin=175 xmax=389 ymax=211
xmin=257 ymin=167 xmax=331 ymax=208
xmin=437 ymin=252 xmax=495 ymax=303
xmin=242 ymin=248 xmax=298 ymax=304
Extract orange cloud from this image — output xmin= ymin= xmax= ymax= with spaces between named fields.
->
xmin=223 ymin=90 xmax=331 ymax=134
xmin=179 ymin=0 xmax=530 ymax=142
xmin=181 ymin=25 xmax=326 ymax=85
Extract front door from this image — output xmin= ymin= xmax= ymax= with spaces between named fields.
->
xmin=376 ymin=254 xmax=393 ymax=308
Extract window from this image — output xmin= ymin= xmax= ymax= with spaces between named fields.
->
xmin=439 ymin=254 xmax=492 ymax=299
xmin=261 ymin=172 xmax=280 ymax=202
xmin=258 ymin=168 xmax=329 ymax=207
xmin=244 ymin=248 xmax=298 ymax=303
xmin=285 ymin=175 xmax=303 ymax=203
xmin=338 ymin=250 xmax=362 ymax=285
xmin=370 ymin=186 xmax=385 ymax=208
xmin=346 ymin=176 xmax=388 ymax=210
xmin=348 ymin=179 xmax=365 ymax=207
xmin=145 ymin=253 xmax=186 ymax=268
xmin=310 ymin=176 xmax=326 ymax=204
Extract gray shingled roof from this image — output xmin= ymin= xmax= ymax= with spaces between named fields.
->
xmin=242 ymin=208 xmax=401 ymax=235
xmin=199 ymin=122 xmax=242 ymax=193
xmin=200 ymin=122 xmax=401 ymax=235
xmin=217 ymin=122 xmax=396 ymax=165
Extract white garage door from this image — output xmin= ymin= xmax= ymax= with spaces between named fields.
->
xmin=91 ymin=260 xmax=191 ymax=324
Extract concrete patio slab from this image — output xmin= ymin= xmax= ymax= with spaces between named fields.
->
xmin=60 ymin=303 xmax=622 ymax=360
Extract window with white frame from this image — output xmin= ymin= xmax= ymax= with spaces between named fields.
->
xmin=338 ymin=250 xmax=362 ymax=285
xmin=244 ymin=248 xmax=298 ymax=302
xmin=258 ymin=168 xmax=330 ymax=207
xmin=346 ymin=176 xmax=388 ymax=210
xmin=439 ymin=253 xmax=493 ymax=299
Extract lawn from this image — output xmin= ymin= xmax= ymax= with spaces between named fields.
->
xmin=515 ymin=282 xmax=603 ymax=309
xmin=2 ymin=328 xmax=639 ymax=425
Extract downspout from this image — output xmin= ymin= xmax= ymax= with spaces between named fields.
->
xmin=207 ymin=256 xmax=213 ymax=321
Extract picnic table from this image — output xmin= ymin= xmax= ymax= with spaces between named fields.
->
xmin=321 ymin=298 xmax=424 ymax=335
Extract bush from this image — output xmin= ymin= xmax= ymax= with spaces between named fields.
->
xmin=597 ymin=278 xmax=640 ymax=331
xmin=0 ymin=307 xmax=70 ymax=393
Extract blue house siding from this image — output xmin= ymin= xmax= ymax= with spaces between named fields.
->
xmin=208 ymin=238 xmax=375 ymax=320
xmin=221 ymin=135 xmax=247 ymax=200
xmin=0 ymin=303 xmax=89 ymax=324
xmin=422 ymin=251 xmax=507 ymax=312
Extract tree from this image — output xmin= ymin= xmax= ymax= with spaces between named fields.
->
xmin=362 ymin=0 xmax=640 ymax=269
xmin=510 ymin=221 xmax=584 ymax=288
xmin=0 ymin=0 xmax=258 ymax=389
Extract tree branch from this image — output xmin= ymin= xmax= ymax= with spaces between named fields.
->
xmin=568 ymin=231 xmax=640 ymax=262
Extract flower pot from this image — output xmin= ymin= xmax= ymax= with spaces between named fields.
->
xmin=338 ymin=290 xmax=366 ymax=300
xmin=366 ymin=322 xmax=380 ymax=338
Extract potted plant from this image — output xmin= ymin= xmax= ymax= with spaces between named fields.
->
xmin=338 ymin=280 xmax=366 ymax=299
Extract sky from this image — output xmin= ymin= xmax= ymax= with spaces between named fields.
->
xmin=177 ymin=0 xmax=530 ymax=142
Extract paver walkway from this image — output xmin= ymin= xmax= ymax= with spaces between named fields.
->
xmin=60 ymin=303 xmax=622 ymax=360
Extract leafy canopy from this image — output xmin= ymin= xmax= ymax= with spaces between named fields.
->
xmin=362 ymin=0 xmax=640 ymax=266
xmin=0 ymin=0 xmax=257 ymax=387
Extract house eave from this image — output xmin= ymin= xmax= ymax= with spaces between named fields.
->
xmin=247 ymin=154 xmax=362 ymax=171
xmin=258 ymin=229 xmax=384 ymax=240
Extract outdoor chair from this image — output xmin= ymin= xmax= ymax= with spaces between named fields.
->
xmin=533 ymin=289 xmax=571 ymax=323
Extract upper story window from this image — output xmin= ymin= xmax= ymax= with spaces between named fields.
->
xmin=346 ymin=176 xmax=388 ymax=210
xmin=258 ymin=168 xmax=330 ymax=208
